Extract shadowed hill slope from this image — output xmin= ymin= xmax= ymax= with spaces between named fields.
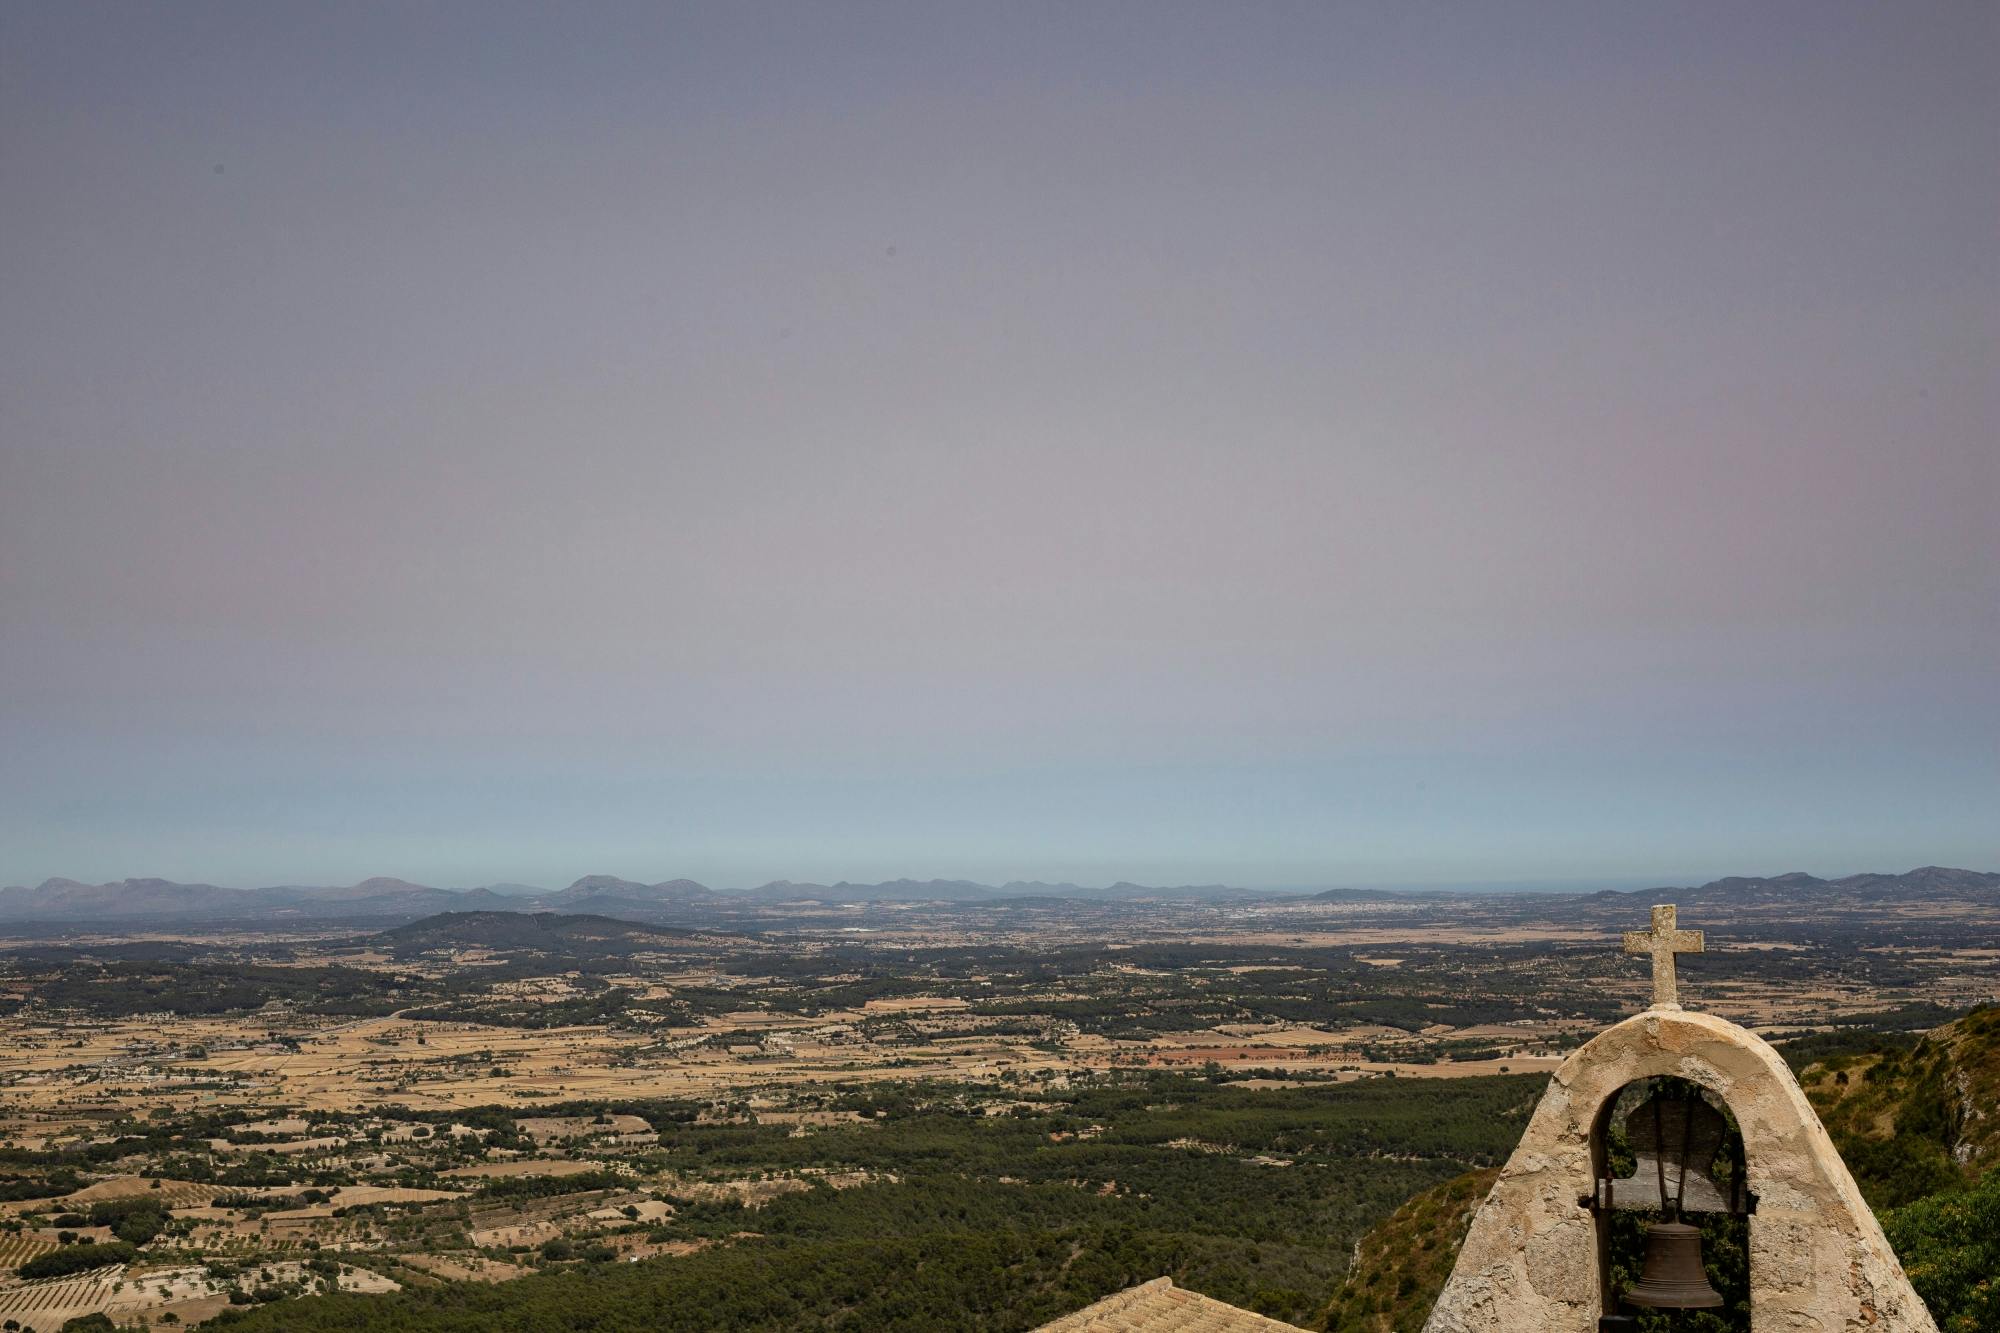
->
xmin=1318 ymin=1168 xmax=1498 ymax=1333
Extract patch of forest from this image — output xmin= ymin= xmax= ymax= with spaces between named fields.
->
xmin=204 ymin=1071 xmax=1541 ymax=1331
xmin=373 ymin=911 xmax=707 ymax=960
xmin=19 ymin=960 xmax=421 ymax=1017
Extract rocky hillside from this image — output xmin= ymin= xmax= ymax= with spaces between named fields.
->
xmin=1798 ymin=1004 xmax=2000 ymax=1208
xmin=1319 ymin=1167 xmax=1498 ymax=1333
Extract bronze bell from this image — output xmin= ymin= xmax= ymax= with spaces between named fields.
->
xmin=1623 ymin=1221 xmax=1723 ymax=1310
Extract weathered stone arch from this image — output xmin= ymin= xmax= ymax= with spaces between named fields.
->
xmin=1424 ymin=1007 xmax=1937 ymax=1332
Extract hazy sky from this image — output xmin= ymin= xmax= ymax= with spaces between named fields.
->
xmin=3 ymin=2 xmax=1994 ymax=890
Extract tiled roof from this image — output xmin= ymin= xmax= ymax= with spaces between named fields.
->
xmin=1033 ymin=1277 xmax=1307 ymax=1332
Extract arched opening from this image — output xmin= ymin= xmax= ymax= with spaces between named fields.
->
xmin=1587 ymin=1076 xmax=1753 ymax=1331
xmin=1432 ymin=1009 xmax=1934 ymax=1333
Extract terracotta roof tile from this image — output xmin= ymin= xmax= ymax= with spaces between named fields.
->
xmin=1033 ymin=1277 xmax=1307 ymax=1332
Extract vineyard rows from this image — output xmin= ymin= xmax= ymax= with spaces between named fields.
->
xmin=0 ymin=1265 xmax=124 ymax=1321
xmin=0 ymin=1235 xmax=57 ymax=1269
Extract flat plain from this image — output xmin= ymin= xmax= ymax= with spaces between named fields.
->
xmin=0 ymin=879 xmax=1993 ymax=1329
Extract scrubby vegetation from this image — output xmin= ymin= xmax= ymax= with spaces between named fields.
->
xmin=1882 ymin=1164 xmax=2000 ymax=1333
xmin=1799 ymin=1004 xmax=1999 ymax=1209
xmin=1321 ymin=1167 xmax=1497 ymax=1333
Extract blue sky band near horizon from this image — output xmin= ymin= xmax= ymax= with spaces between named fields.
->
xmin=1 ymin=1 xmax=1994 ymax=890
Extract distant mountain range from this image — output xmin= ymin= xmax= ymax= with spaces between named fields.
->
xmin=0 ymin=873 xmax=1268 ymax=923
xmin=1634 ymin=865 xmax=2000 ymax=904
xmin=0 ymin=876 xmax=509 ymax=922
xmin=0 ymin=866 xmax=1991 ymax=926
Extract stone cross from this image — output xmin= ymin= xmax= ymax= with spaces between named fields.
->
xmin=1623 ymin=903 xmax=1703 ymax=1010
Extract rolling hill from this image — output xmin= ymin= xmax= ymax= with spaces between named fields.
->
xmin=372 ymin=911 xmax=706 ymax=959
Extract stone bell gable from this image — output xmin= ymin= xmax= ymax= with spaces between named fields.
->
xmin=1425 ymin=1003 xmax=1936 ymax=1332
